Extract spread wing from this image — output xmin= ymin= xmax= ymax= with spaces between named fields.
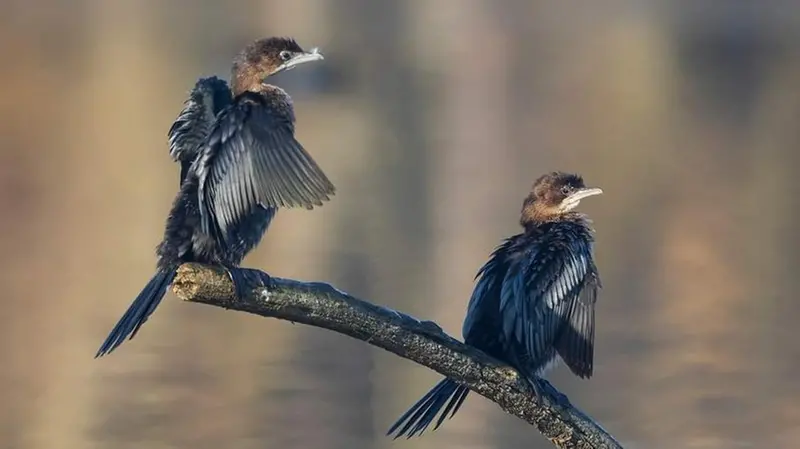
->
xmin=195 ymin=92 xmax=335 ymax=243
xmin=498 ymin=237 xmax=598 ymax=378
xmin=167 ymin=76 xmax=233 ymax=184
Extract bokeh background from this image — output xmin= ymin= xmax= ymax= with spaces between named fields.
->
xmin=2 ymin=1 xmax=799 ymax=448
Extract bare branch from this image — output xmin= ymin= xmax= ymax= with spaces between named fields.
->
xmin=171 ymin=263 xmax=624 ymax=449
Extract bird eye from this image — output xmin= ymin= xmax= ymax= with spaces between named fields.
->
xmin=279 ymin=50 xmax=292 ymax=61
xmin=561 ymin=185 xmax=571 ymax=195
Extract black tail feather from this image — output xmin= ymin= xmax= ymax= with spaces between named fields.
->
xmin=387 ymin=379 xmax=470 ymax=439
xmin=95 ymin=269 xmax=176 ymax=358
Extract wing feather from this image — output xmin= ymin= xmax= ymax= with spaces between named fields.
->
xmin=167 ymin=77 xmax=232 ymax=184
xmin=498 ymin=233 xmax=597 ymax=376
xmin=196 ymin=93 xmax=335 ymax=243
xmin=462 ymin=240 xmax=512 ymax=341
xmin=555 ymin=266 xmax=599 ymax=378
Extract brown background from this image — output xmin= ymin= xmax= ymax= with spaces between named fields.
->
xmin=1 ymin=1 xmax=799 ymax=448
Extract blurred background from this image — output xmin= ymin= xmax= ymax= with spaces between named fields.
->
xmin=1 ymin=1 xmax=799 ymax=448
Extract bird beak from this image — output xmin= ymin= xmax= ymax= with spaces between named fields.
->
xmin=275 ymin=48 xmax=324 ymax=73
xmin=561 ymin=187 xmax=603 ymax=211
xmin=570 ymin=187 xmax=603 ymax=201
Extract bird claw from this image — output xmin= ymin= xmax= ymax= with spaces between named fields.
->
xmin=525 ymin=377 xmax=546 ymax=405
xmin=377 ymin=305 xmax=405 ymax=321
xmin=539 ymin=380 xmax=569 ymax=405
xmin=228 ymin=267 xmax=272 ymax=300
xmin=420 ymin=319 xmax=444 ymax=334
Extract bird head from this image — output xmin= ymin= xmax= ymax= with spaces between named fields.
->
xmin=232 ymin=37 xmax=324 ymax=94
xmin=521 ymin=172 xmax=603 ymax=225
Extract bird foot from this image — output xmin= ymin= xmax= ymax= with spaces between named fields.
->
xmin=227 ymin=267 xmax=272 ymax=300
xmin=377 ymin=304 xmax=406 ymax=321
xmin=524 ymin=377 xmax=546 ymax=405
xmin=419 ymin=319 xmax=445 ymax=334
xmin=538 ymin=379 xmax=570 ymax=405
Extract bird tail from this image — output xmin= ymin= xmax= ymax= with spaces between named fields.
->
xmin=386 ymin=378 xmax=470 ymax=439
xmin=95 ymin=269 xmax=177 ymax=358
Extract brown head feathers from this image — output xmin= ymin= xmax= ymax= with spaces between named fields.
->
xmin=231 ymin=37 xmax=323 ymax=96
xmin=520 ymin=172 xmax=602 ymax=227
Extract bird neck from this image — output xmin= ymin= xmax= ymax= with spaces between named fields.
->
xmin=231 ymin=62 xmax=278 ymax=96
xmin=520 ymin=199 xmax=558 ymax=227
xmin=231 ymin=78 xmax=288 ymax=98
xmin=520 ymin=206 xmax=588 ymax=233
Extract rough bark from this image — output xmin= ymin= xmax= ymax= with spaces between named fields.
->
xmin=171 ymin=263 xmax=624 ymax=449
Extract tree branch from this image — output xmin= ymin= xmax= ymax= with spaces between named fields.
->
xmin=171 ymin=263 xmax=624 ymax=449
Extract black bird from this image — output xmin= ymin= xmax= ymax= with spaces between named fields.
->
xmin=387 ymin=172 xmax=602 ymax=438
xmin=95 ymin=37 xmax=335 ymax=358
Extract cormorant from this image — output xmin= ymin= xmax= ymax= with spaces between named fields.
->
xmin=95 ymin=37 xmax=335 ymax=358
xmin=387 ymin=172 xmax=602 ymax=438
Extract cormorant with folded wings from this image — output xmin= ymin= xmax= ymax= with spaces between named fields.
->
xmin=388 ymin=172 xmax=602 ymax=438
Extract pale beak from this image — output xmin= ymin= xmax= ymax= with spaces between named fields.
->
xmin=275 ymin=48 xmax=324 ymax=73
xmin=569 ymin=187 xmax=603 ymax=202
xmin=561 ymin=187 xmax=603 ymax=211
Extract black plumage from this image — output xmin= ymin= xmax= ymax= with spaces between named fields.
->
xmin=195 ymin=89 xmax=333 ymax=244
xmin=95 ymin=37 xmax=334 ymax=358
xmin=167 ymin=76 xmax=231 ymax=185
xmin=387 ymin=172 xmax=602 ymax=438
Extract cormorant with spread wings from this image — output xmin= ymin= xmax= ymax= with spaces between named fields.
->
xmin=95 ymin=37 xmax=334 ymax=357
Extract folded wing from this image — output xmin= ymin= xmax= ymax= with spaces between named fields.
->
xmin=498 ymin=237 xmax=598 ymax=378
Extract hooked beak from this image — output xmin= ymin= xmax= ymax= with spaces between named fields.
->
xmin=569 ymin=187 xmax=603 ymax=202
xmin=561 ymin=187 xmax=603 ymax=211
xmin=275 ymin=47 xmax=324 ymax=74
